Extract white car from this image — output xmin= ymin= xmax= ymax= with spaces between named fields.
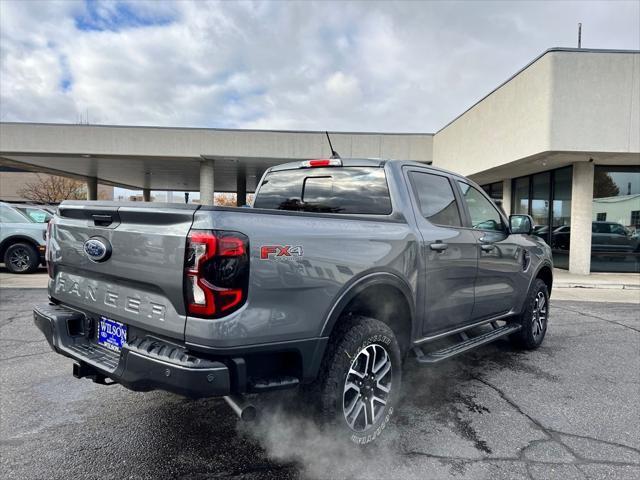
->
xmin=0 ymin=202 xmax=46 ymax=273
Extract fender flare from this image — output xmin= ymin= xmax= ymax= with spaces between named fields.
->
xmin=519 ymin=261 xmax=553 ymax=316
xmin=0 ymin=235 xmax=43 ymax=258
xmin=319 ymin=270 xmax=416 ymax=339
xmin=532 ymin=261 xmax=553 ymax=290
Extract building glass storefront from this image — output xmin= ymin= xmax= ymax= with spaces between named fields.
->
xmin=505 ymin=165 xmax=640 ymax=273
xmin=591 ymin=166 xmax=640 ymax=273
xmin=508 ymin=166 xmax=573 ymax=269
xmin=481 ymin=181 xmax=503 ymax=200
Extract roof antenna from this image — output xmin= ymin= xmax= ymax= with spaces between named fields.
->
xmin=325 ymin=131 xmax=340 ymax=159
xmin=578 ymin=22 xmax=582 ymax=48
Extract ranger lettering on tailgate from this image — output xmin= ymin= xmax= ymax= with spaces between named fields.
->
xmin=54 ymin=273 xmax=166 ymax=322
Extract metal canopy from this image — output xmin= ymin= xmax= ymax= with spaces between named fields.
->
xmin=0 ymin=123 xmax=434 ymax=191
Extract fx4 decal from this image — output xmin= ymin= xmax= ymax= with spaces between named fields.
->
xmin=260 ymin=245 xmax=304 ymax=260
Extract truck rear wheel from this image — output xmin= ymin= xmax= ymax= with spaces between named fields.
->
xmin=4 ymin=242 xmax=40 ymax=274
xmin=510 ymin=278 xmax=549 ymax=350
xmin=311 ymin=315 xmax=402 ymax=445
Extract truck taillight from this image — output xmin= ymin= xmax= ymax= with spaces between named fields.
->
xmin=184 ymin=230 xmax=249 ymax=318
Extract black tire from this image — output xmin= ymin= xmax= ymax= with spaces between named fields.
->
xmin=510 ymin=278 xmax=549 ymax=350
xmin=310 ymin=315 xmax=402 ymax=445
xmin=3 ymin=242 xmax=40 ymax=274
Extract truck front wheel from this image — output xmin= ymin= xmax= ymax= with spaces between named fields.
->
xmin=311 ymin=315 xmax=402 ymax=445
xmin=510 ymin=278 xmax=549 ymax=350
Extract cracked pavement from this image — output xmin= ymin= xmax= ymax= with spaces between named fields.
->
xmin=1 ymin=288 xmax=639 ymax=479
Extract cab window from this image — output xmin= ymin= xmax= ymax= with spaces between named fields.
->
xmin=408 ymin=171 xmax=461 ymax=227
xmin=0 ymin=206 xmax=31 ymax=223
xmin=457 ymin=181 xmax=504 ymax=231
xmin=254 ymin=167 xmax=392 ymax=214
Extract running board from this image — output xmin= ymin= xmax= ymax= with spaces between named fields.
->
xmin=413 ymin=324 xmax=521 ymax=364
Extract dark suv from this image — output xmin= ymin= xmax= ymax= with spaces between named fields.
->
xmin=551 ymin=221 xmax=638 ymax=252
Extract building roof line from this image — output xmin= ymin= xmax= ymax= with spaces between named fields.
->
xmin=0 ymin=122 xmax=433 ymax=137
xmin=593 ymin=193 xmax=640 ymax=202
xmin=436 ymin=47 xmax=640 ymax=134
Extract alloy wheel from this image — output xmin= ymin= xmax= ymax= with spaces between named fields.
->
xmin=532 ymin=291 xmax=547 ymax=340
xmin=343 ymin=343 xmax=392 ymax=432
xmin=8 ymin=247 xmax=31 ymax=272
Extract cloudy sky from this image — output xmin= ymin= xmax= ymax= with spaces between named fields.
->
xmin=1 ymin=0 xmax=639 ymax=134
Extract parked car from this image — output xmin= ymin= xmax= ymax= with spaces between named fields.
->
xmin=13 ymin=204 xmax=53 ymax=223
xmin=34 ymin=158 xmax=553 ymax=444
xmin=551 ymin=222 xmax=639 ymax=252
xmin=0 ymin=202 xmax=46 ymax=273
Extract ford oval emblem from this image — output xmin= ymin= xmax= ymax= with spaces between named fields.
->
xmin=83 ymin=237 xmax=111 ymax=263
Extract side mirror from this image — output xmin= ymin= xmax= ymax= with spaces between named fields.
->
xmin=509 ymin=214 xmax=533 ymax=235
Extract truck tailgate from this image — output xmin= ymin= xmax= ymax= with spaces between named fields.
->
xmin=48 ymin=202 xmax=198 ymax=341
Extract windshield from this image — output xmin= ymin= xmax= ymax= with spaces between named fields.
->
xmin=253 ymin=167 xmax=392 ymax=215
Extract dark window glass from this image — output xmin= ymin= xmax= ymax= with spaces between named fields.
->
xmin=552 ymin=167 xmax=572 ymax=231
xmin=491 ymin=182 xmax=503 ymax=200
xmin=631 ymin=211 xmax=640 ymax=227
xmin=591 ymin=166 xmax=640 ymax=273
xmin=514 ymin=167 xmax=573 ymax=269
xmin=408 ymin=171 xmax=461 ymax=227
xmin=480 ymin=181 xmax=503 ymax=200
xmin=513 ymin=177 xmax=529 ymax=215
xmin=457 ymin=182 xmax=504 ymax=231
xmin=531 ymin=172 xmax=551 ymax=243
xmin=253 ymin=167 xmax=392 ymax=214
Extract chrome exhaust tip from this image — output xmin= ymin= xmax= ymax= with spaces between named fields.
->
xmin=223 ymin=395 xmax=257 ymax=421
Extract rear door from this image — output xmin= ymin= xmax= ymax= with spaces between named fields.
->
xmin=49 ymin=202 xmax=198 ymax=341
xmin=455 ymin=181 xmax=523 ymax=320
xmin=404 ymin=169 xmax=477 ymax=335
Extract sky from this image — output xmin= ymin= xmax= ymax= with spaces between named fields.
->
xmin=1 ymin=0 xmax=639 ymax=135
xmin=1 ymin=0 xmax=638 ymax=200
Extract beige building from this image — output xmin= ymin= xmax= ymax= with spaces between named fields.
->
xmin=0 ymin=167 xmax=113 ymax=202
xmin=0 ymin=48 xmax=638 ymax=274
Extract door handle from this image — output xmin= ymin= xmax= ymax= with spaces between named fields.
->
xmin=430 ymin=242 xmax=448 ymax=252
xmin=92 ymin=214 xmax=113 ymax=227
xmin=480 ymin=244 xmax=495 ymax=252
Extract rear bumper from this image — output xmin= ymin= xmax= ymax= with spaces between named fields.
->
xmin=34 ymin=303 xmax=231 ymax=398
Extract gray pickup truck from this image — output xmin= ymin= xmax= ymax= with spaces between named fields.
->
xmin=34 ymin=158 xmax=552 ymax=444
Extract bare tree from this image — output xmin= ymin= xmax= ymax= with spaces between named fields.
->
xmin=214 ymin=192 xmax=237 ymax=206
xmin=17 ymin=174 xmax=86 ymax=203
xmin=211 ymin=192 xmax=256 ymax=207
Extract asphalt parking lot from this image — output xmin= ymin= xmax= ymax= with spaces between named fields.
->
xmin=1 ymin=286 xmax=639 ymax=480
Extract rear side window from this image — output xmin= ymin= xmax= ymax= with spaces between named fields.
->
xmin=254 ymin=167 xmax=392 ymax=214
xmin=408 ymin=171 xmax=461 ymax=227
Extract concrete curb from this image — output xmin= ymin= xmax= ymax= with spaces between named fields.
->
xmin=555 ymin=283 xmax=640 ymax=290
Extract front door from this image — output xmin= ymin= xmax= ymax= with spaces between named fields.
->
xmin=456 ymin=181 xmax=523 ymax=319
xmin=405 ymin=169 xmax=478 ymax=335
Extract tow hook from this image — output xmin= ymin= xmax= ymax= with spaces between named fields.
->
xmin=223 ymin=395 xmax=257 ymax=421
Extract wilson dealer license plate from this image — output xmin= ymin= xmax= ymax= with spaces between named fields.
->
xmin=97 ymin=316 xmax=127 ymax=352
